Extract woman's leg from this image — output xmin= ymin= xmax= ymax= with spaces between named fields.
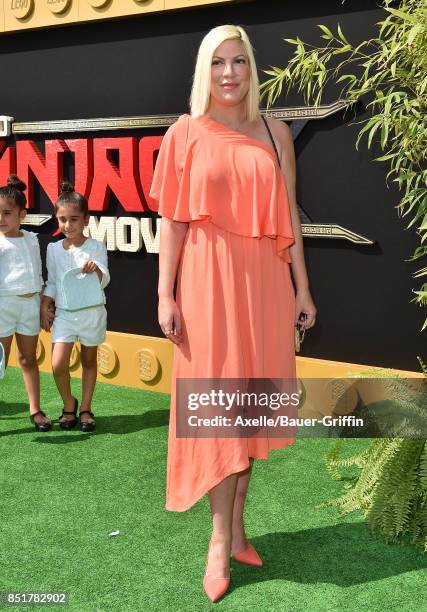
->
xmin=231 ymin=458 xmax=254 ymax=555
xmin=51 ymin=342 xmax=75 ymax=418
xmin=205 ymin=472 xmax=239 ymax=579
xmin=80 ymin=345 xmax=98 ymax=424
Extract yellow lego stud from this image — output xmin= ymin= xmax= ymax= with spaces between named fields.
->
xmin=135 ymin=348 xmax=160 ymax=382
xmin=87 ymin=0 xmax=110 ymax=7
xmin=10 ymin=0 xmax=34 ymax=20
xmin=97 ymin=343 xmax=118 ymax=376
xmin=46 ymin=0 xmax=72 ymax=15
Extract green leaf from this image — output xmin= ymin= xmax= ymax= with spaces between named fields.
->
xmin=418 ymin=75 xmax=427 ymax=95
xmin=385 ymin=7 xmax=418 ymax=24
xmin=408 ymin=23 xmax=422 ymax=46
xmin=375 ymin=153 xmax=397 ymax=162
xmin=337 ymin=23 xmax=350 ymax=45
xmin=336 ymin=74 xmax=356 ymax=84
xmin=367 ymin=121 xmax=381 ymax=149
xmin=317 ymin=24 xmax=333 ymax=40
xmin=333 ymin=45 xmax=351 ymax=55
xmin=413 ymin=266 xmax=427 ymax=278
xmin=381 ymin=122 xmax=389 ymax=148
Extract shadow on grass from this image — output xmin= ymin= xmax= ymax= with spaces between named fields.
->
xmin=96 ymin=410 xmax=170 ymax=434
xmin=34 ymin=433 xmax=93 ymax=444
xmin=0 ymin=402 xmax=169 ymax=444
xmin=0 ymin=409 xmax=170 ymax=441
xmin=0 ymin=400 xmax=28 ymax=418
xmin=228 ymin=524 xmax=427 ymax=593
xmin=0 ymin=404 xmax=169 ymax=444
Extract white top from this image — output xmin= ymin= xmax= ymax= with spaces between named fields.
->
xmin=0 ymin=230 xmax=43 ymax=297
xmin=44 ymin=238 xmax=110 ymax=309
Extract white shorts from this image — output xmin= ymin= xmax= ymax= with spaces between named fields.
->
xmin=0 ymin=294 xmax=41 ymax=337
xmin=52 ymin=305 xmax=107 ymax=347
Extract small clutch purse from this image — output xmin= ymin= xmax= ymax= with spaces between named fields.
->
xmin=0 ymin=341 xmax=5 ymax=379
xmin=61 ymin=267 xmax=104 ymax=311
xmin=295 ymin=323 xmax=306 ymax=353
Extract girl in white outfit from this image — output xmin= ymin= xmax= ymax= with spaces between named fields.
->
xmin=41 ymin=181 xmax=110 ymax=432
xmin=0 ymin=175 xmax=52 ymax=431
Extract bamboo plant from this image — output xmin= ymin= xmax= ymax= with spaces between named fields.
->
xmin=259 ymin=0 xmax=427 ymax=552
xmin=260 ymin=0 xmax=427 ymax=327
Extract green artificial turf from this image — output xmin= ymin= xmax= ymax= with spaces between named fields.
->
xmin=0 ymin=367 xmax=426 ymax=612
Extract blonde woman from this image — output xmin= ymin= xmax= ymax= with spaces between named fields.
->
xmin=150 ymin=24 xmax=316 ymax=602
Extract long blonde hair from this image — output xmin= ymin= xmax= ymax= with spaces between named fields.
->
xmin=190 ymin=24 xmax=260 ymax=122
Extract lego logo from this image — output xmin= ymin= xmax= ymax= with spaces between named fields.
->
xmin=10 ymin=0 xmax=34 ymax=20
xmin=47 ymin=0 xmax=72 ymax=15
xmin=88 ymin=0 xmax=110 ymax=7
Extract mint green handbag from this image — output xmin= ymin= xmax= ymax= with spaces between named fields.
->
xmin=61 ymin=267 xmax=104 ymax=311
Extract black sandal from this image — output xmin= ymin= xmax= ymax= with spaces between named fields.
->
xmin=79 ymin=410 xmax=96 ymax=432
xmin=59 ymin=397 xmax=79 ymax=430
xmin=30 ymin=410 xmax=52 ymax=432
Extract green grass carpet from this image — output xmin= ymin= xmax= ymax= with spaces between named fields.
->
xmin=0 ymin=367 xmax=426 ymax=612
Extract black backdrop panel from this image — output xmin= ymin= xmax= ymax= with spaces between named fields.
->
xmin=0 ymin=0 xmax=423 ymax=371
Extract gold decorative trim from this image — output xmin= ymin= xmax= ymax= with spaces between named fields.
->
xmin=22 ymin=214 xmax=53 ymax=226
xmin=264 ymin=99 xmax=351 ymax=120
xmin=12 ymin=114 xmax=179 ymax=134
xmin=21 ymin=215 xmax=373 ymax=246
xmin=11 ymin=101 xmax=352 ymax=134
xmin=301 ymin=224 xmax=374 ymax=245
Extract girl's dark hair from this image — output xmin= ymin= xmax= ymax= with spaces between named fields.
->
xmin=0 ymin=175 xmax=27 ymax=209
xmin=55 ymin=180 xmax=88 ymax=215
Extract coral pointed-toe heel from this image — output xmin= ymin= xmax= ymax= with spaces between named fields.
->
xmin=232 ymin=543 xmax=263 ymax=567
xmin=203 ymin=575 xmax=230 ymax=603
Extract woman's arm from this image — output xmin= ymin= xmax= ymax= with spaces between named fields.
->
xmin=270 ymin=118 xmax=317 ymax=329
xmin=158 ymin=217 xmax=189 ymax=344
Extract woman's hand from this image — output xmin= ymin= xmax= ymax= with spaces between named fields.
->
xmin=295 ymin=288 xmax=317 ymax=329
xmin=158 ymin=296 xmax=184 ymax=345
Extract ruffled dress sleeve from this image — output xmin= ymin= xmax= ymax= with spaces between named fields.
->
xmin=149 ymin=114 xmax=190 ymax=220
xmin=149 ymin=114 xmax=295 ymax=263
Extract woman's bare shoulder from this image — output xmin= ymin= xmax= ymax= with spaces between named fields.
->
xmin=265 ymin=116 xmax=292 ymax=146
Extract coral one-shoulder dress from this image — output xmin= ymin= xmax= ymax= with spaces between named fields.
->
xmin=150 ymin=114 xmax=297 ymax=511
